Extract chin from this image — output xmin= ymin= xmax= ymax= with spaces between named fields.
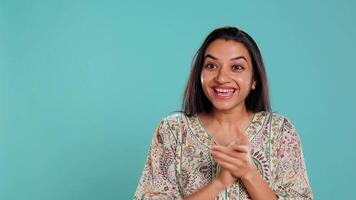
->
xmin=211 ymin=97 xmax=245 ymax=111
xmin=212 ymin=103 xmax=236 ymax=112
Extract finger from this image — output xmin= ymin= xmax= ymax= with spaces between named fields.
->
xmin=212 ymin=145 xmax=248 ymax=158
xmin=215 ymin=159 xmax=238 ymax=173
xmin=233 ymin=129 xmax=249 ymax=145
xmin=230 ymin=144 xmax=249 ymax=153
xmin=238 ymin=134 xmax=249 ymax=145
xmin=211 ymin=150 xmax=243 ymax=167
xmin=211 ymin=145 xmax=229 ymax=152
xmin=211 ymin=146 xmax=239 ymax=158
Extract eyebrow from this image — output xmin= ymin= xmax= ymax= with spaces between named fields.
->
xmin=204 ymin=54 xmax=248 ymax=62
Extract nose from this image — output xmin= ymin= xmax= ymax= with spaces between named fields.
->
xmin=214 ymin=67 xmax=230 ymax=83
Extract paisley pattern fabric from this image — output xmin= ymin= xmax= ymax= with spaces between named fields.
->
xmin=134 ymin=111 xmax=313 ymax=199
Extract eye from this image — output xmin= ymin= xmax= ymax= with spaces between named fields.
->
xmin=232 ymin=64 xmax=244 ymax=71
xmin=204 ymin=63 xmax=217 ymax=70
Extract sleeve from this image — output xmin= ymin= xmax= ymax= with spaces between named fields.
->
xmin=271 ymin=118 xmax=314 ymax=200
xmin=134 ymin=118 xmax=182 ymax=200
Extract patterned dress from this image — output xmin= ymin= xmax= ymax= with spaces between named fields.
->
xmin=134 ymin=111 xmax=313 ymax=199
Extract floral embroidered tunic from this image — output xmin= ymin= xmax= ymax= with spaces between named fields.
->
xmin=134 ymin=111 xmax=313 ymax=199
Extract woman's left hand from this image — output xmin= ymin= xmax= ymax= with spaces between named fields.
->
xmin=210 ymin=143 xmax=257 ymax=180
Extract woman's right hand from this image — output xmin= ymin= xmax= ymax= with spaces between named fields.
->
xmin=215 ymin=166 xmax=236 ymax=188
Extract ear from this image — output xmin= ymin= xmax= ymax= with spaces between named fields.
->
xmin=252 ymin=80 xmax=257 ymax=90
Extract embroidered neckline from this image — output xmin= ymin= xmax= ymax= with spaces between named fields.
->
xmin=186 ymin=111 xmax=267 ymax=147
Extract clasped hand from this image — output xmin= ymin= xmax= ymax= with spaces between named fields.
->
xmin=210 ymin=142 xmax=257 ymax=187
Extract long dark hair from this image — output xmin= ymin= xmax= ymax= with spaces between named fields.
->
xmin=182 ymin=26 xmax=271 ymax=117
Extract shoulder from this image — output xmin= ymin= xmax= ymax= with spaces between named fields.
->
xmin=259 ymin=111 xmax=300 ymax=139
xmin=163 ymin=112 xmax=185 ymax=123
xmin=262 ymin=112 xmax=296 ymax=128
xmin=154 ymin=112 xmax=189 ymax=142
xmin=261 ymin=111 xmax=288 ymax=124
xmin=269 ymin=112 xmax=302 ymax=144
xmin=253 ymin=111 xmax=286 ymax=128
xmin=159 ymin=112 xmax=187 ymax=129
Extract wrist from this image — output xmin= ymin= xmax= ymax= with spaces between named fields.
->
xmin=212 ymin=178 xmax=226 ymax=192
xmin=241 ymin=168 xmax=259 ymax=183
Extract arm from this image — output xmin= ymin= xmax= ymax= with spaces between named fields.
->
xmin=240 ymin=168 xmax=278 ymax=199
xmin=271 ymin=118 xmax=313 ymax=199
xmin=134 ymin=119 xmax=182 ymax=200
xmin=183 ymin=167 xmax=235 ymax=200
xmin=183 ymin=179 xmax=224 ymax=200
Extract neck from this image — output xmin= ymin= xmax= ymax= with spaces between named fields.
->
xmin=211 ymin=105 xmax=252 ymax=131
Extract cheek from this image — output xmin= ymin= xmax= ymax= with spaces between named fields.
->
xmin=233 ymin=75 xmax=253 ymax=88
xmin=200 ymin=73 xmax=214 ymax=96
xmin=200 ymin=72 xmax=213 ymax=87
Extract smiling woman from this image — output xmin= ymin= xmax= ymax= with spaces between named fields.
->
xmin=134 ymin=27 xmax=313 ymax=200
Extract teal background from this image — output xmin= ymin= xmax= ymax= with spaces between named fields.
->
xmin=1 ymin=0 xmax=355 ymax=199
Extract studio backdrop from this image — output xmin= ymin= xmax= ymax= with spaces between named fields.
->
xmin=1 ymin=0 xmax=355 ymax=199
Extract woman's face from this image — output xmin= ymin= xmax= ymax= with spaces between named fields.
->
xmin=201 ymin=39 xmax=256 ymax=112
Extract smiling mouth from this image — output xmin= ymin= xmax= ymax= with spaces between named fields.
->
xmin=213 ymin=87 xmax=236 ymax=99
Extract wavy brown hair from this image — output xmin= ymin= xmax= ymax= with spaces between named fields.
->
xmin=182 ymin=26 xmax=271 ymax=116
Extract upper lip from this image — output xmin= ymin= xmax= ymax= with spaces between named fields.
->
xmin=212 ymin=86 xmax=236 ymax=90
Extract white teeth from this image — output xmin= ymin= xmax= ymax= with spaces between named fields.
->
xmin=215 ymin=88 xmax=234 ymax=93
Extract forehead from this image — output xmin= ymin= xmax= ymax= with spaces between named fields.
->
xmin=204 ymin=39 xmax=251 ymax=61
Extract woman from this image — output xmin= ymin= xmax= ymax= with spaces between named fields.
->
xmin=134 ymin=26 xmax=313 ymax=199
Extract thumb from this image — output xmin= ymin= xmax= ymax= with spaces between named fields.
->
xmin=235 ymin=128 xmax=249 ymax=145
